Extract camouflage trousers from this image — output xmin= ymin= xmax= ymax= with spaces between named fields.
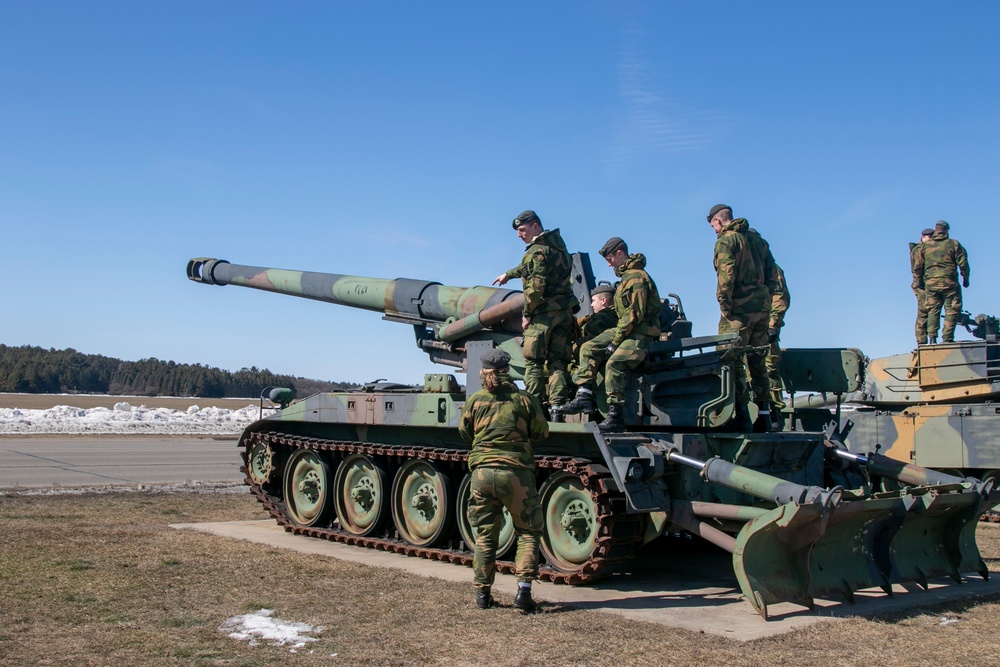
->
xmin=571 ymin=329 xmax=650 ymax=406
xmin=522 ymin=310 xmax=574 ymax=407
xmin=922 ymin=283 xmax=962 ymax=343
xmin=913 ymin=288 xmax=928 ymax=345
xmin=764 ymin=335 xmax=785 ymax=411
xmin=468 ymin=465 xmax=543 ymax=588
xmin=719 ymin=311 xmax=769 ymax=405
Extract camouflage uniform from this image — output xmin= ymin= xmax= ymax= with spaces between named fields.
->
xmin=458 ymin=372 xmax=548 ymax=590
xmin=764 ymin=263 xmax=790 ymax=411
xmin=714 ymin=218 xmax=773 ymax=406
xmin=909 ymin=241 xmax=929 ymax=345
xmin=572 ymin=254 xmax=661 ymax=406
xmin=503 ymin=228 xmax=578 ymax=407
xmin=913 ymin=227 xmax=970 ymax=343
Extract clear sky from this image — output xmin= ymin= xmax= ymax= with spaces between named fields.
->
xmin=2 ymin=2 xmax=997 ymax=385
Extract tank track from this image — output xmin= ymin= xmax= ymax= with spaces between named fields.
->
xmin=241 ymin=430 xmax=644 ymax=584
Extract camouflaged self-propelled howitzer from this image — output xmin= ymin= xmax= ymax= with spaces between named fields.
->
xmin=790 ymin=313 xmax=1000 ymax=490
xmin=187 ymin=257 xmax=997 ymax=619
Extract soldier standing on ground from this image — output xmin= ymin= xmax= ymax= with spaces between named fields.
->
xmin=559 ymin=237 xmax=661 ymax=432
xmin=910 ymin=228 xmax=934 ymax=345
xmin=707 ymin=204 xmax=775 ymax=432
xmin=458 ymin=348 xmax=547 ymax=613
xmin=493 ymin=210 xmax=578 ymax=417
xmin=763 ymin=263 xmax=789 ymax=432
xmin=913 ymin=220 xmax=970 ymax=344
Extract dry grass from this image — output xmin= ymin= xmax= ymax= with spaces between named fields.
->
xmin=0 ymin=393 xmax=257 ymax=411
xmin=1 ymin=491 xmax=999 ymax=666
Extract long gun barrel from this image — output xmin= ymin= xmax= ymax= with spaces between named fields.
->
xmin=187 ymin=258 xmax=527 ymax=370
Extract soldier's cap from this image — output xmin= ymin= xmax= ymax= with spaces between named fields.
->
xmin=935 ymin=219 xmax=950 ymax=231
xmin=921 ymin=228 xmax=934 ymax=236
xmin=707 ymin=203 xmax=732 ymax=222
xmin=599 ymin=236 xmax=627 ymax=257
xmin=592 ymin=282 xmax=616 ymax=296
xmin=512 ymin=210 xmax=541 ymax=230
xmin=480 ymin=349 xmax=511 ymax=370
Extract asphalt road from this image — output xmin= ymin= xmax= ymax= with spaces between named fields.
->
xmin=0 ymin=437 xmax=243 ymax=489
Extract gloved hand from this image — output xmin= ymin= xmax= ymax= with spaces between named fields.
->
xmin=767 ymin=327 xmax=779 ymax=343
xmin=606 ymin=343 xmax=618 ymax=355
xmin=963 ymin=277 xmax=970 ymax=288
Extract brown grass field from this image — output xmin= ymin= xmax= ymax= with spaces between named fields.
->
xmin=1 ymin=489 xmax=999 ymax=667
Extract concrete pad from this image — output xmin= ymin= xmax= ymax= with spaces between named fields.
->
xmin=172 ymin=519 xmax=1000 ymax=641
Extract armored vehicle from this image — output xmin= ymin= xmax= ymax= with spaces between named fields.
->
xmin=789 ymin=313 xmax=1000 ymax=488
xmin=187 ymin=257 xmax=997 ymax=619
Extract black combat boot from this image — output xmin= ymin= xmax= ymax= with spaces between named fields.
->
xmin=476 ymin=588 xmax=494 ymax=610
xmin=549 ymin=405 xmax=566 ymax=423
xmin=597 ymin=404 xmax=624 ymax=432
xmin=752 ymin=402 xmax=773 ymax=433
xmin=770 ymin=407 xmax=785 ymax=433
xmin=512 ymin=585 xmax=536 ymax=613
xmin=560 ymin=386 xmax=597 ymax=415
xmin=730 ymin=401 xmax=753 ymax=432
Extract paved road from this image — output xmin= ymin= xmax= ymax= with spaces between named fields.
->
xmin=0 ymin=437 xmax=243 ymax=489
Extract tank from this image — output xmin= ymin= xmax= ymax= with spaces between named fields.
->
xmin=187 ymin=257 xmax=997 ymax=619
xmin=788 ymin=312 xmax=1000 ymax=488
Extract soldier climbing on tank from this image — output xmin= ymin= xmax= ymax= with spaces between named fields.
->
xmin=912 ymin=220 xmax=970 ymax=344
xmin=493 ymin=210 xmax=579 ymax=419
xmin=558 ymin=237 xmax=661 ymax=432
xmin=458 ymin=348 xmax=547 ymax=613
xmin=707 ymin=204 xmax=776 ymax=432
xmin=910 ymin=228 xmax=934 ymax=345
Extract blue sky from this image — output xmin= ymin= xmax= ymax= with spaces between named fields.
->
xmin=2 ymin=2 xmax=997 ymax=386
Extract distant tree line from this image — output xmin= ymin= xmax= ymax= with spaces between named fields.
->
xmin=0 ymin=345 xmax=357 ymax=397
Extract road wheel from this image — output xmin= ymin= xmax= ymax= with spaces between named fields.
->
xmin=392 ymin=459 xmax=452 ymax=547
xmin=540 ymin=472 xmax=597 ymax=572
xmin=282 ymin=448 xmax=332 ymax=527
xmin=334 ymin=454 xmax=389 ymax=536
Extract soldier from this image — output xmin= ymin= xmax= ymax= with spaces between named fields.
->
xmin=707 ymin=204 xmax=775 ymax=432
xmin=493 ymin=210 xmax=578 ymax=416
xmin=458 ymin=348 xmax=547 ymax=613
xmin=577 ymin=283 xmax=618 ymax=345
xmin=763 ymin=263 xmax=790 ymax=432
xmin=910 ymin=228 xmax=934 ymax=345
xmin=913 ymin=220 xmax=971 ymax=343
xmin=559 ymin=237 xmax=661 ymax=432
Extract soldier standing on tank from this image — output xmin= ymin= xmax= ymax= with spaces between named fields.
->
xmin=559 ymin=237 xmax=661 ymax=432
xmin=910 ymin=228 xmax=934 ymax=345
xmin=493 ymin=210 xmax=578 ymax=417
xmin=458 ymin=348 xmax=547 ymax=613
xmin=707 ymin=204 xmax=775 ymax=432
xmin=913 ymin=220 xmax=970 ymax=344
xmin=763 ymin=263 xmax=789 ymax=432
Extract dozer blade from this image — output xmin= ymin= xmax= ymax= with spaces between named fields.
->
xmin=733 ymin=486 xmax=990 ymax=619
xmin=733 ymin=494 xmax=903 ymax=618
xmin=887 ymin=485 xmax=989 ymax=586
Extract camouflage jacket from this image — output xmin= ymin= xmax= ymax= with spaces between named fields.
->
xmin=577 ymin=309 xmax=618 ymax=343
xmin=713 ymin=218 xmax=770 ymax=317
xmin=611 ymin=254 xmax=661 ymax=347
xmin=912 ymin=230 xmax=970 ymax=289
xmin=769 ymin=263 xmax=790 ymax=329
xmin=909 ymin=242 xmax=925 ymax=292
xmin=459 ymin=374 xmax=549 ymax=470
xmin=504 ymin=228 xmax=578 ymax=318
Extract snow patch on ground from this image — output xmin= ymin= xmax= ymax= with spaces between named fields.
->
xmin=0 ymin=402 xmax=267 ymax=435
xmin=220 ymin=609 xmax=324 ymax=648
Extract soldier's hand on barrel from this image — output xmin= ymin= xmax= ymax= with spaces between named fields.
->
xmin=768 ymin=327 xmax=779 ymax=343
xmin=493 ymin=273 xmax=510 ymax=286
xmin=522 ymin=315 xmax=530 ymax=329
xmin=963 ymin=277 xmax=970 ymax=288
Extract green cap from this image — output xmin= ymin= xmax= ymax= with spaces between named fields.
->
xmin=599 ymin=237 xmax=626 ymax=257
xmin=707 ymin=204 xmax=732 ymax=222
xmin=480 ymin=349 xmax=511 ymax=370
